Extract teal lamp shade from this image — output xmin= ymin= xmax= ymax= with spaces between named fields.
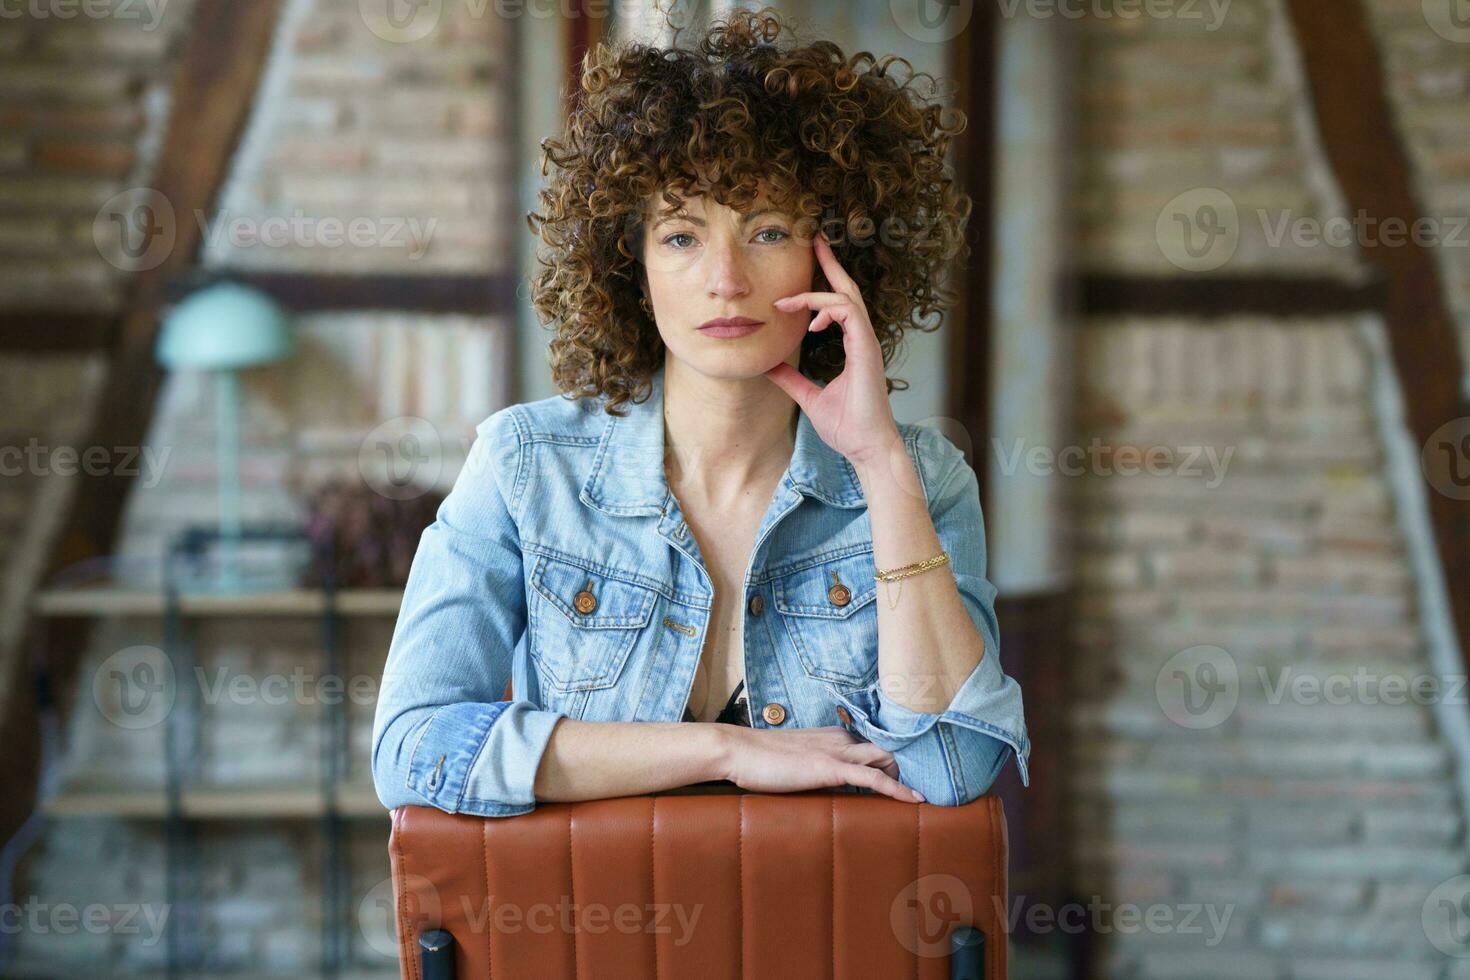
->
xmin=155 ymin=281 xmax=295 ymax=593
xmin=156 ymin=280 xmax=294 ymax=370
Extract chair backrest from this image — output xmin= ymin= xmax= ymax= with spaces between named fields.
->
xmin=389 ymin=787 xmax=1009 ymax=979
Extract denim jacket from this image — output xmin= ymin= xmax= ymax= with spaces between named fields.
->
xmin=371 ymin=364 xmax=1030 ymax=817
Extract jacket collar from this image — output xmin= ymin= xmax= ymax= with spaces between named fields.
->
xmin=580 ymin=362 xmax=868 ymax=516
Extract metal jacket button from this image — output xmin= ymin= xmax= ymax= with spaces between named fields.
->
xmin=827 ymin=570 xmax=851 ymax=607
xmin=573 ymin=580 xmax=597 ymax=614
xmin=748 ymin=593 xmax=764 ymax=616
xmin=761 ymin=703 xmax=787 ymax=725
xmin=835 ymin=705 xmax=852 ymax=726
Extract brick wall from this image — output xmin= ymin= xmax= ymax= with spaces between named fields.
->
xmin=200 ymin=0 xmax=513 ymax=273
xmin=1073 ymin=0 xmax=1361 ymax=278
xmin=1060 ymin=0 xmax=1470 ymax=974
xmin=0 ymin=0 xmax=199 ymax=310
xmin=1067 ymin=315 xmax=1466 ymax=977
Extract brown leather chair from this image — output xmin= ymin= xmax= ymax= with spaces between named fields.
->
xmin=387 ymin=786 xmax=1009 ymax=979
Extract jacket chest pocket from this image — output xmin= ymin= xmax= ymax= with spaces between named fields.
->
xmin=772 ymin=549 xmax=879 ymax=689
xmin=527 ymin=555 xmax=659 ymax=693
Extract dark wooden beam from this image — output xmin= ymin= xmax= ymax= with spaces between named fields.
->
xmin=1286 ymin=0 xmax=1470 ymax=669
xmin=1081 ymin=274 xmax=1386 ymax=319
xmin=160 ymin=271 xmax=517 ymax=315
xmin=950 ymin=1 xmax=999 ymax=506
xmin=0 ymin=312 xmax=117 ymax=352
xmin=48 ymin=0 xmax=285 ymax=573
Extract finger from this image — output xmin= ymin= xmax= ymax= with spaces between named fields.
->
xmin=844 ymin=764 xmax=924 ymax=803
xmin=814 ymin=230 xmax=858 ymax=297
xmin=773 ymin=291 xmax=849 ymax=311
xmin=843 ymin=741 xmax=896 ymax=769
xmin=764 ymin=361 xmax=823 ymax=413
xmin=808 ymin=303 xmax=883 ymax=364
xmin=846 ymin=743 xmax=902 ymax=782
xmin=807 ymin=308 xmax=839 ymax=333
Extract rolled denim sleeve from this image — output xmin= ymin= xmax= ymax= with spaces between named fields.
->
xmin=371 ymin=406 xmax=567 ymax=817
xmin=829 ymin=428 xmax=1030 ymax=806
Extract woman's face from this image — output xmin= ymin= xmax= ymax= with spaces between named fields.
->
xmin=638 ymin=188 xmax=816 ymax=380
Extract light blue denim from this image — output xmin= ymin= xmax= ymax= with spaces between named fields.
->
xmin=371 ymin=363 xmax=1030 ymax=817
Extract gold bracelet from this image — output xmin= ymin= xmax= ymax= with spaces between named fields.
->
xmin=874 ymin=550 xmax=950 ymax=582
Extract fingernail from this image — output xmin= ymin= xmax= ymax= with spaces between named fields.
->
xmin=913 ymin=791 xmax=926 ymax=803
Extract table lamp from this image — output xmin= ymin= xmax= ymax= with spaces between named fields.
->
xmin=155 ymin=280 xmax=295 ymax=593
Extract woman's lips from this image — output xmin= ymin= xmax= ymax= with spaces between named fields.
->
xmin=697 ymin=319 xmax=764 ymax=338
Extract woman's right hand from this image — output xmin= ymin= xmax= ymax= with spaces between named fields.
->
xmin=717 ymin=725 xmax=925 ymax=803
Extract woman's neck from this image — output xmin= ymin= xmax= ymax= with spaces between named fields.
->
xmin=661 ymin=359 xmax=799 ymax=508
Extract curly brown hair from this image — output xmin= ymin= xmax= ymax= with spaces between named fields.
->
xmin=525 ymin=6 xmax=972 ymax=416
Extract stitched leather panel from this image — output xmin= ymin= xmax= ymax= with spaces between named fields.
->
xmin=390 ymin=789 xmax=1008 ymax=979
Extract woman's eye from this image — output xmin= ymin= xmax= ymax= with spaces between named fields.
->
xmin=662 ymin=232 xmax=696 ymax=249
xmin=755 ymin=227 xmax=790 ymax=244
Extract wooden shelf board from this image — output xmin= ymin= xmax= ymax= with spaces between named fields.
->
xmin=32 ymin=587 xmax=403 ymax=618
xmin=42 ymin=783 xmax=389 ymax=819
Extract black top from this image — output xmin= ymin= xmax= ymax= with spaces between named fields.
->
xmin=682 ymin=679 xmax=752 ymax=726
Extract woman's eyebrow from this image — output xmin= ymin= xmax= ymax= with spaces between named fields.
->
xmin=652 ymin=207 xmax=786 ymax=229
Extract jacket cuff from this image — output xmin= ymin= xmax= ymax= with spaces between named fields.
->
xmin=405 ymin=701 xmax=567 ymax=817
xmin=830 ymin=653 xmax=1031 ymax=795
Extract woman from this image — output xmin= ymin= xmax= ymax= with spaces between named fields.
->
xmin=371 ymin=8 xmax=1028 ymax=817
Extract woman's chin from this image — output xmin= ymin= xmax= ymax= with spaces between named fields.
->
xmin=670 ymin=343 xmax=800 ymax=381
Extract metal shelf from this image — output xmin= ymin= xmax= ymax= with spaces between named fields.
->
xmin=25 ymin=524 xmax=387 ymax=978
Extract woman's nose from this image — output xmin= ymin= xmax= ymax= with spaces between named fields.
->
xmin=703 ymin=240 xmax=751 ymax=299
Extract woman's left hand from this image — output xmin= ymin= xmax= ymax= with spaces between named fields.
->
xmin=763 ymin=230 xmax=903 ymax=468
